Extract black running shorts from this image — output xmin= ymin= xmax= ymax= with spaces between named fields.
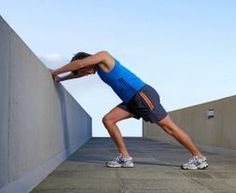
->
xmin=117 ymin=85 xmax=168 ymax=123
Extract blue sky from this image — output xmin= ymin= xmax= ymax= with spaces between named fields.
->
xmin=1 ymin=0 xmax=236 ymax=136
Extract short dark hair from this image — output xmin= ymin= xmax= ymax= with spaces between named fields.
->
xmin=70 ymin=52 xmax=95 ymax=75
xmin=70 ymin=52 xmax=91 ymax=62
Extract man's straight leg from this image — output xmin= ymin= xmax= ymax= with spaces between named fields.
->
xmin=157 ymin=115 xmax=208 ymax=169
xmin=157 ymin=115 xmax=204 ymax=157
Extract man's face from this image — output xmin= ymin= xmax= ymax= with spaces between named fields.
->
xmin=80 ymin=66 xmax=96 ymax=75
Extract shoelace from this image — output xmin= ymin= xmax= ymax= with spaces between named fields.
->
xmin=187 ymin=156 xmax=198 ymax=164
xmin=188 ymin=156 xmax=206 ymax=164
xmin=113 ymin=155 xmax=123 ymax=163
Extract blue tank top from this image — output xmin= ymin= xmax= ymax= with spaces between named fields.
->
xmin=97 ymin=59 xmax=145 ymax=103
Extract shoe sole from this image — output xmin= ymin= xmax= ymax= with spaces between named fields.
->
xmin=181 ymin=163 xmax=208 ymax=170
xmin=106 ymin=164 xmax=134 ymax=168
xmin=122 ymin=164 xmax=134 ymax=168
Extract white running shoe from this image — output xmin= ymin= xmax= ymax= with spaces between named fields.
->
xmin=181 ymin=156 xmax=208 ymax=170
xmin=106 ymin=155 xmax=134 ymax=168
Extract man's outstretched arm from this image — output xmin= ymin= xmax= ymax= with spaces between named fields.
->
xmin=51 ymin=51 xmax=113 ymax=76
xmin=56 ymin=73 xmax=79 ymax=82
xmin=55 ymin=69 xmax=94 ymax=82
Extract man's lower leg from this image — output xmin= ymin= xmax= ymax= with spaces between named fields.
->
xmin=104 ymin=121 xmax=129 ymax=157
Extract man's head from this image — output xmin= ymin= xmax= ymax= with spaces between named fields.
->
xmin=70 ymin=52 xmax=91 ymax=62
xmin=71 ymin=52 xmax=97 ymax=75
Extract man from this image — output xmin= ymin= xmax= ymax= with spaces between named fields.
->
xmin=50 ymin=51 xmax=208 ymax=170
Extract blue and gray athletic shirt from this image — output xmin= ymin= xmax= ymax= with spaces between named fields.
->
xmin=97 ymin=59 xmax=145 ymax=104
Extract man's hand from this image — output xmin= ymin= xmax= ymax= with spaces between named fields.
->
xmin=54 ymin=75 xmax=61 ymax=82
xmin=49 ymin=68 xmax=61 ymax=82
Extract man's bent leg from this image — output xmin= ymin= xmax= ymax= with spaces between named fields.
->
xmin=102 ymin=106 xmax=133 ymax=157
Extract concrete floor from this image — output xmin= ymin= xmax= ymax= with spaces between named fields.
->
xmin=31 ymin=138 xmax=236 ymax=193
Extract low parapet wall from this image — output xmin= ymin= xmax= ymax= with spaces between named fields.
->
xmin=143 ymin=95 xmax=236 ymax=154
xmin=0 ymin=16 xmax=92 ymax=193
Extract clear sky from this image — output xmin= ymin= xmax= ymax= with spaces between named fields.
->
xmin=1 ymin=0 xmax=236 ymax=137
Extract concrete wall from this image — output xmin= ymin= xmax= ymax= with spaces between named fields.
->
xmin=143 ymin=95 xmax=236 ymax=154
xmin=0 ymin=16 xmax=92 ymax=193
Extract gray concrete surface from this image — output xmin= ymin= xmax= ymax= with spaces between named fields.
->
xmin=0 ymin=15 xmax=10 ymax=189
xmin=31 ymin=138 xmax=236 ymax=193
xmin=144 ymin=95 xmax=236 ymax=154
xmin=0 ymin=16 xmax=92 ymax=193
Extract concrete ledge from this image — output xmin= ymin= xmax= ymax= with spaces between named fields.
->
xmin=143 ymin=95 xmax=236 ymax=153
xmin=0 ymin=142 xmax=82 ymax=193
xmin=0 ymin=16 xmax=92 ymax=193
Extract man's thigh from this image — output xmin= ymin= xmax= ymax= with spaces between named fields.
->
xmin=104 ymin=105 xmax=134 ymax=123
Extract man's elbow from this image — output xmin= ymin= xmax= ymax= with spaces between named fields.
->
xmin=98 ymin=51 xmax=112 ymax=61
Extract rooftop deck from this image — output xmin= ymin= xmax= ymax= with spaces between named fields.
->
xmin=31 ymin=138 xmax=236 ymax=193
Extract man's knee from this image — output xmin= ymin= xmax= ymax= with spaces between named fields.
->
xmin=158 ymin=117 xmax=176 ymax=135
xmin=102 ymin=114 xmax=115 ymax=127
xmin=161 ymin=125 xmax=175 ymax=135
